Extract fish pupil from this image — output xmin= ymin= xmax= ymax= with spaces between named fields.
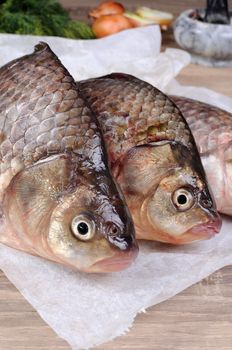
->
xmin=77 ymin=222 xmax=89 ymax=235
xmin=177 ymin=194 xmax=187 ymax=205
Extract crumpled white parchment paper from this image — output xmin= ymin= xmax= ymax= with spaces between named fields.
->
xmin=0 ymin=26 xmax=232 ymax=350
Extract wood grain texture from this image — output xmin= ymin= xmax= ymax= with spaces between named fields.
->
xmin=97 ymin=268 xmax=232 ymax=350
xmin=1 ymin=1 xmax=232 ymax=349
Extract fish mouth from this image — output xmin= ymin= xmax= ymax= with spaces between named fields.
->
xmin=90 ymin=245 xmax=139 ymax=273
xmin=186 ymin=215 xmax=222 ymax=240
xmin=162 ymin=215 xmax=222 ymax=245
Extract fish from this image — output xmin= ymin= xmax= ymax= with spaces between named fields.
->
xmin=0 ymin=44 xmax=138 ymax=273
xmin=78 ymin=73 xmax=222 ymax=244
xmin=170 ymin=95 xmax=232 ymax=216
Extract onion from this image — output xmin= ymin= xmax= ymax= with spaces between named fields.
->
xmin=89 ymin=1 xmax=125 ymax=19
xmin=124 ymin=12 xmax=155 ymax=27
xmin=92 ymin=14 xmax=133 ymax=38
xmin=136 ymin=7 xmax=173 ymax=26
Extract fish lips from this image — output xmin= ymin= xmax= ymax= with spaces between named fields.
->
xmin=88 ymin=225 xmax=139 ymax=272
xmin=186 ymin=214 xmax=222 ymax=241
xmin=90 ymin=243 xmax=139 ymax=273
xmin=90 ymin=232 xmax=139 ymax=273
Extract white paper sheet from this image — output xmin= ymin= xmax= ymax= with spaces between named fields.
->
xmin=0 ymin=26 xmax=162 ymax=80
xmin=0 ymin=26 xmax=232 ymax=350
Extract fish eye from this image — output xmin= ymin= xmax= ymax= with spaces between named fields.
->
xmin=172 ymin=188 xmax=195 ymax=211
xmin=71 ymin=215 xmax=95 ymax=241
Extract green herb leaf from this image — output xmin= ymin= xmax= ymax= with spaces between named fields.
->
xmin=0 ymin=0 xmax=95 ymax=39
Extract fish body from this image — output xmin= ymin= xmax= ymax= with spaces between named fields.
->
xmin=0 ymin=44 xmax=138 ymax=273
xmin=79 ymin=73 xmax=221 ymax=244
xmin=171 ymin=95 xmax=232 ymax=216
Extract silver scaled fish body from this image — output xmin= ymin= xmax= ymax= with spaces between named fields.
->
xmin=0 ymin=44 xmax=138 ymax=272
xmin=79 ymin=73 xmax=221 ymax=244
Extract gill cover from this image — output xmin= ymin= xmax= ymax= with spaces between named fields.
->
xmin=3 ymin=154 xmax=78 ymax=253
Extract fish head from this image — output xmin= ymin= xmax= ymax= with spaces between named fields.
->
xmin=117 ymin=141 xmax=221 ymax=244
xmin=3 ymin=154 xmax=138 ymax=272
xmin=146 ymin=165 xmax=221 ymax=244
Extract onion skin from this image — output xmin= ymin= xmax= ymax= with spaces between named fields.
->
xmin=92 ymin=14 xmax=133 ymax=38
xmin=89 ymin=1 xmax=125 ymax=19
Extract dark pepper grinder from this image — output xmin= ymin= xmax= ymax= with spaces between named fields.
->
xmin=204 ymin=0 xmax=230 ymax=24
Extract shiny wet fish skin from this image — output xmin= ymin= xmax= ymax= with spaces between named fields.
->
xmin=171 ymin=95 xmax=232 ymax=216
xmin=79 ymin=73 xmax=221 ymax=244
xmin=0 ymin=44 xmax=138 ymax=273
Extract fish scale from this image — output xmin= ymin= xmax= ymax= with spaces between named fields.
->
xmin=170 ymin=96 xmax=232 ymax=155
xmin=79 ymin=73 xmax=194 ymax=164
xmin=0 ymin=43 xmax=102 ymax=210
xmin=0 ymin=43 xmax=102 ymax=183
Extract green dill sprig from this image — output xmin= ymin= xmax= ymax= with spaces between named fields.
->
xmin=0 ymin=0 xmax=95 ymax=39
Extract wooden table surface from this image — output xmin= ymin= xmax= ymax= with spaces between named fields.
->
xmin=1 ymin=1 xmax=232 ymax=349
